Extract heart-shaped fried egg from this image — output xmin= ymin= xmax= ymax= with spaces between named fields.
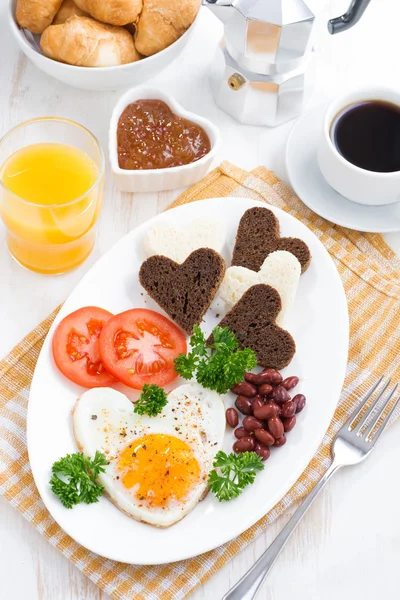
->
xmin=73 ymin=384 xmax=225 ymax=527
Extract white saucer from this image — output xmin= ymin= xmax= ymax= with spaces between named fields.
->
xmin=286 ymin=103 xmax=400 ymax=232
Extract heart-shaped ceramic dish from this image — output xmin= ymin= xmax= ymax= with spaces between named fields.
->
xmin=109 ymin=87 xmax=221 ymax=193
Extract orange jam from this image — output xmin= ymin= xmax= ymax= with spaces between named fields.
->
xmin=117 ymin=99 xmax=211 ymax=170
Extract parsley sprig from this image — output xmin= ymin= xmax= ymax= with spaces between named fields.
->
xmin=208 ymin=451 xmax=264 ymax=502
xmin=174 ymin=326 xmax=257 ymax=394
xmin=134 ymin=384 xmax=168 ymax=417
xmin=50 ymin=451 xmax=107 ymax=509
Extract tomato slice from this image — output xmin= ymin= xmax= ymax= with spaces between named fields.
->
xmin=99 ymin=309 xmax=187 ymax=389
xmin=52 ymin=306 xmax=115 ymax=388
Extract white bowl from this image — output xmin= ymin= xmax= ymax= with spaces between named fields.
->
xmin=8 ymin=0 xmax=200 ymax=91
xmin=109 ymin=87 xmax=221 ymax=193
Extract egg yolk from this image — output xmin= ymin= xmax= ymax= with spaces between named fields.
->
xmin=117 ymin=434 xmax=201 ymax=508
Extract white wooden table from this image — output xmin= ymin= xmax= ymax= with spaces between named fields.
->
xmin=1 ymin=2 xmax=400 ymax=599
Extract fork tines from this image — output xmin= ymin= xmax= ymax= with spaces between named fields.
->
xmin=346 ymin=376 xmax=400 ymax=443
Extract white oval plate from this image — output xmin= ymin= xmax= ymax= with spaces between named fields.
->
xmin=27 ymin=197 xmax=349 ymax=565
xmin=286 ymin=103 xmax=400 ymax=232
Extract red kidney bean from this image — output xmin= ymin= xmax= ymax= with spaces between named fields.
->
xmin=283 ymin=416 xmax=297 ymax=432
xmin=251 ymin=395 xmax=265 ymax=413
xmin=226 ymin=408 xmax=239 ymax=428
xmin=253 ymin=401 xmax=280 ymax=420
xmin=293 ymin=394 xmax=306 ymax=413
xmin=268 ymin=416 xmax=284 ymax=439
xmin=258 ymin=383 xmax=273 ymax=397
xmin=281 ymin=376 xmax=299 ymax=391
xmin=231 ymin=382 xmax=257 ymax=397
xmin=245 ymin=371 xmax=278 ymax=386
xmin=243 ymin=416 xmax=264 ymax=432
xmin=273 ymin=435 xmax=287 ymax=447
xmin=244 ymin=372 xmax=258 ymax=385
xmin=254 ymin=442 xmax=271 ymax=461
xmin=233 ymin=436 xmax=255 ymax=453
xmin=281 ymin=400 xmax=296 ymax=418
xmin=235 ymin=396 xmax=253 ymax=415
xmin=254 ymin=428 xmax=275 ymax=446
xmin=234 ymin=427 xmax=248 ymax=439
xmin=272 ymin=385 xmax=291 ymax=405
xmin=260 ymin=368 xmax=283 ymax=386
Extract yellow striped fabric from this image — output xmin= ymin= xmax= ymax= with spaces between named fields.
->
xmin=1 ymin=162 xmax=400 ymax=600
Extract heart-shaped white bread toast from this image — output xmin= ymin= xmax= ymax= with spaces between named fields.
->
xmin=219 ymin=251 xmax=301 ymax=326
xmin=143 ymin=220 xmax=225 ymax=264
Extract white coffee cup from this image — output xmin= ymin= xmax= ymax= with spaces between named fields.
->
xmin=317 ymin=87 xmax=400 ymax=206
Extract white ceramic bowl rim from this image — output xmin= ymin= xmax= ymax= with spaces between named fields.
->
xmin=109 ymin=87 xmax=221 ymax=176
xmin=9 ymin=0 xmax=200 ymax=73
xmin=323 ymin=86 xmax=400 ymax=179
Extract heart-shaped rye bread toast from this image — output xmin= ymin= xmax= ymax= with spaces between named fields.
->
xmin=209 ymin=284 xmax=296 ymax=370
xmin=232 ymin=207 xmax=311 ymax=273
xmin=139 ymin=248 xmax=226 ymax=334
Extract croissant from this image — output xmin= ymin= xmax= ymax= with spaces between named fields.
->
xmin=53 ymin=0 xmax=88 ymax=24
xmin=40 ymin=16 xmax=141 ymax=67
xmin=73 ymin=0 xmax=142 ymax=26
xmin=135 ymin=0 xmax=200 ymax=56
xmin=16 ymin=0 xmax=63 ymax=33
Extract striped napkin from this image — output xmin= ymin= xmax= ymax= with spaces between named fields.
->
xmin=1 ymin=161 xmax=400 ymax=600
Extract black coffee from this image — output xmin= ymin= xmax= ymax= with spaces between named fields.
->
xmin=331 ymin=100 xmax=400 ymax=173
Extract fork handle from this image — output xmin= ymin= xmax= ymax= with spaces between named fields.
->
xmin=222 ymin=460 xmax=341 ymax=600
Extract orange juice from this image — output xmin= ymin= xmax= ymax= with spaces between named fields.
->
xmin=0 ymin=142 xmax=103 ymax=274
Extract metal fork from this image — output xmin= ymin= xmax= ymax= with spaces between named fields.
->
xmin=223 ymin=377 xmax=400 ymax=600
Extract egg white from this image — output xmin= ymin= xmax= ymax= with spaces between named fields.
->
xmin=73 ymin=384 xmax=225 ymax=527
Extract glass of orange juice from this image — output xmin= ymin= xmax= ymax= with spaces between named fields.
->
xmin=0 ymin=118 xmax=104 ymax=274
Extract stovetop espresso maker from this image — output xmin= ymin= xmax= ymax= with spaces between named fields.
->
xmin=202 ymin=0 xmax=372 ymax=126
